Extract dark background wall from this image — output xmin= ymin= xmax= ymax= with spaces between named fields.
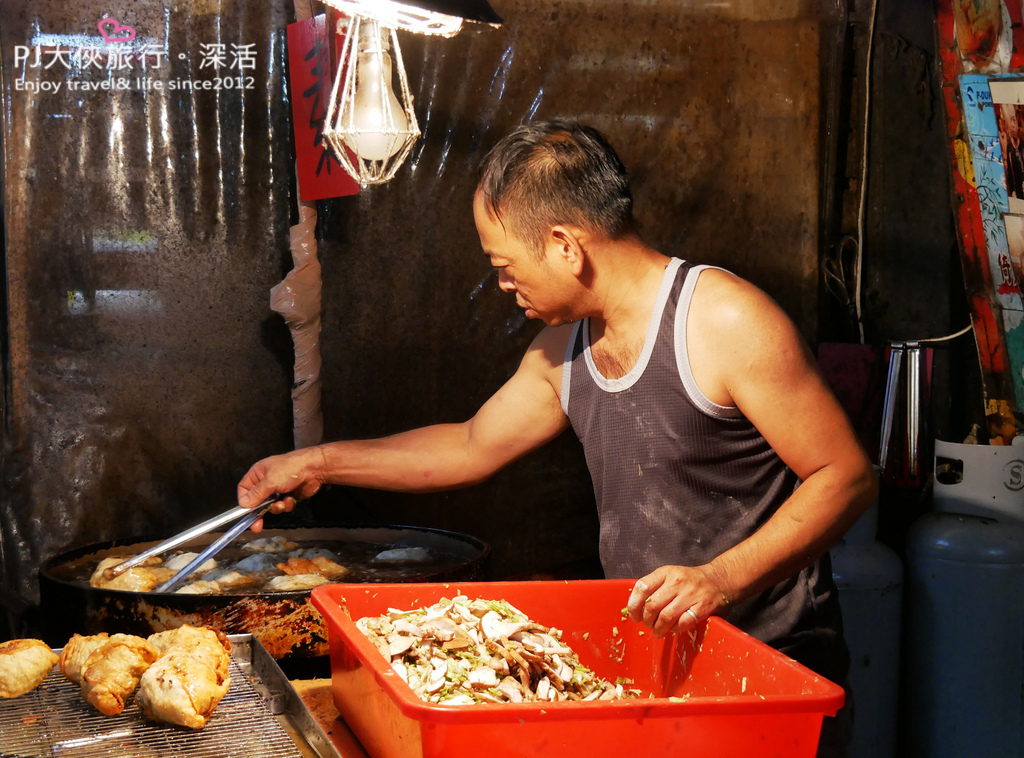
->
xmin=856 ymin=0 xmax=977 ymax=443
xmin=828 ymin=0 xmax=981 ymax=549
xmin=0 ymin=0 xmax=971 ymax=635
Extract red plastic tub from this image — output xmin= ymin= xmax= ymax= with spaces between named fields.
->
xmin=311 ymin=579 xmax=844 ymax=758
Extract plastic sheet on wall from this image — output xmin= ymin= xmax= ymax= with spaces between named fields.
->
xmin=0 ymin=1 xmax=294 ymax=609
xmin=1 ymin=0 xmax=844 ymax=610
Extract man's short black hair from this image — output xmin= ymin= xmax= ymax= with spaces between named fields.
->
xmin=477 ymin=119 xmax=635 ymax=253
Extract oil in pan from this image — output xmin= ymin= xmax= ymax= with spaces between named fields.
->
xmin=38 ymin=526 xmax=489 ymax=658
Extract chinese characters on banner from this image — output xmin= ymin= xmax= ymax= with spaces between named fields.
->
xmin=287 ymin=14 xmax=359 ymax=201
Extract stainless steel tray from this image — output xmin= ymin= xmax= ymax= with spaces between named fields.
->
xmin=229 ymin=634 xmax=345 ymax=758
xmin=0 ymin=634 xmax=342 ymax=758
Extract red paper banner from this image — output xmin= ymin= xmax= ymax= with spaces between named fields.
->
xmin=287 ymin=14 xmax=358 ymax=201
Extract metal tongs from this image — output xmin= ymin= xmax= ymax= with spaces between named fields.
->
xmin=879 ymin=340 xmax=922 ymax=479
xmin=102 ymin=494 xmax=282 ymax=593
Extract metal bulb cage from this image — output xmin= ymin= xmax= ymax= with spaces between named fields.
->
xmin=321 ymin=0 xmax=464 ymax=37
xmin=323 ymin=16 xmax=421 ymax=186
xmin=318 ymin=0 xmax=503 ymax=36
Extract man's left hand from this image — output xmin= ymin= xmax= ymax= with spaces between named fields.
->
xmin=626 ymin=565 xmax=731 ymax=637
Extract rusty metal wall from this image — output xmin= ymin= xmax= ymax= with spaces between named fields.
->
xmin=1 ymin=0 xmax=844 ymax=612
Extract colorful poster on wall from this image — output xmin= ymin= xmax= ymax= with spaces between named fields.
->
xmin=953 ymin=0 xmax=1011 ymax=70
xmin=951 ymin=0 xmax=1024 ymax=71
xmin=960 ymin=73 xmax=1024 ymax=412
xmin=1004 ymin=212 xmax=1024 ymax=285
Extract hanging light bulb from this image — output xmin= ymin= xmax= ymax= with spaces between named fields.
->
xmin=323 ymin=16 xmax=420 ymax=185
xmin=320 ymin=0 xmax=502 ymax=186
xmin=342 ymin=22 xmax=410 ymax=162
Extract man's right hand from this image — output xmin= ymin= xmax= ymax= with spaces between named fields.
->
xmin=237 ymin=446 xmax=328 ymax=531
xmin=626 ymin=564 xmax=733 ymax=638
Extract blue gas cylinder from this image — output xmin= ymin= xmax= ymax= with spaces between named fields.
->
xmin=831 ymin=500 xmax=903 ymax=758
xmin=901 ymin=441 xmax=1024 ymax=757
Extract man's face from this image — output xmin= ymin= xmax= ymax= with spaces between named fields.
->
xmin=473 ymin=190 xmax=578 ymax=326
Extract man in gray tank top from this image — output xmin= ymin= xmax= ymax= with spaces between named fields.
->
xmin=239 ymin=121 xmax=877 ymax=758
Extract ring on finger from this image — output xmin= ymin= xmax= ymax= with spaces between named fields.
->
xmin=685 ymin=608 xmax=699 ymax=624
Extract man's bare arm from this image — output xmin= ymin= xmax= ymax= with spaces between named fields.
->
xmin=630 ymin=271 xmax=877 ymax=635
xmin=237 ymin=326 xmax=572 ymax=510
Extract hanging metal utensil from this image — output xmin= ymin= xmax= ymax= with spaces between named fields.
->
xmin=905 ymin=341 xmax=922 ymax=477
xmin=879 ymin=341 xmax=905 ymax=476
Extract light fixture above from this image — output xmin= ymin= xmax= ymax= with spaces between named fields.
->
xmin=320 ymin=0 xmax=502 ymax=186
xmin=322 ymin=0 xmax=502 ymax=35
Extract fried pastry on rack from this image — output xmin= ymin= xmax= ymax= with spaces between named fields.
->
xmin=0 ymin=639 xmax=58 ymax=698
xmin=137 ymin=649 xmax=231 ymax=729
xmin=59 ymin=632 xmax=110 ymax=685
xmin=80 ymin=633 xmax=159 ymax=715
xmin=147 ymin=625 xmax=232 ymax=679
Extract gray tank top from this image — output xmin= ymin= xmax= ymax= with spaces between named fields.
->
xmin=561 ymin=258 xmax=847 ymax=681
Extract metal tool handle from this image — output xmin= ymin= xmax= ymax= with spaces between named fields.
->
xmin=155 ymin=500 xmax=277 ymax=593
xmin=878 ymin=342 xmax=904 ymax=475
xmin=906 ymin=342 xmax=921 ymax=477
xmin=104 ymin=495 xmax=282 ymax=579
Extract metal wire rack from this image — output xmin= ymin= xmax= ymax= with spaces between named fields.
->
xmin=0 ymin=651 xmax=303 ymax=758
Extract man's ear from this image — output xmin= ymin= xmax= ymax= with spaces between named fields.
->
xmin=550 ymin=225 xmax=587 ymax=276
